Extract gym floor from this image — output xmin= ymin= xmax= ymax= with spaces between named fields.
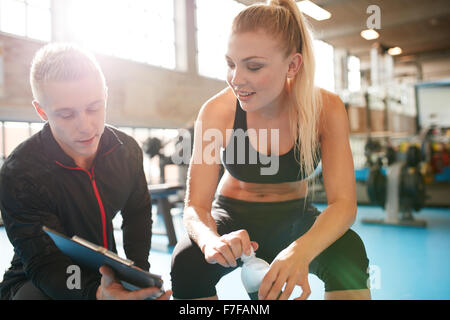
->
xmin=1 ymin=203 xmax=449 ymax=300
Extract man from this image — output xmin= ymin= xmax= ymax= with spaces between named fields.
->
xmin=0 ymin=43 xmax=170 ymax=300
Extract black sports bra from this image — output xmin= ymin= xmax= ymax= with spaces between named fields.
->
xmin=221 ymin=100 xmax=321 ymax=184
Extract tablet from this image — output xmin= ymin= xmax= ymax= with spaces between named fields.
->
xmin=43 ymin=226 xmax=164 ymax=293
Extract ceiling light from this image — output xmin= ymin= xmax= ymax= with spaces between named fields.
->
xmin=387 ymin=47 xmax=402 ymax=55
xmin=297 ymin=1 xmax=331 ymax=21
xmin=360 ymin=29 xmax=379 ymax=40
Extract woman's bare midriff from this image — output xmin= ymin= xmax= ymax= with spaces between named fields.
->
xmin=217 ymin=171 xmax=308 ymax=202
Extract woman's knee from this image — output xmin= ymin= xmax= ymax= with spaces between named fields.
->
xmin=170 ymin=236 xmax=224 ymax=299
xmin=171 ymin=236 xmax=204 ymax=282
xmin=311 ymin=229 xmax=370 ymax=292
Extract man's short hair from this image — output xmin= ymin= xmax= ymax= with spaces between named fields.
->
xmin=30 ymin=43 xmax=106 ymax=105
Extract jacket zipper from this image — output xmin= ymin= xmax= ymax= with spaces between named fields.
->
xmin=55 ymin=161 xmax=108 ymax=249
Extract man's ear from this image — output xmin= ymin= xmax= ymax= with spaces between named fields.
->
xmin=32 ymin=100 xmax=48 ymax=121
xmin=104 ymin=86 xmax=108 ymax=109
xmin=287 ymin=53 xmax=302 ymax=79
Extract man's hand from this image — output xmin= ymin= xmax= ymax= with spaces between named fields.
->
xmin=96 ymin=265 xmax=172 ymax=300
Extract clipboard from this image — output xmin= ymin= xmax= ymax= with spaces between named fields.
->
xmin=43 ymin=226 xmax=164 ymax=293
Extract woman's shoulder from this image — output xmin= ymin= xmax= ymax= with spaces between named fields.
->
xmin=317 ymin=87 xmax=347 ymax=124
xmin=317 ymin=88 xmax=349 ymax=136
xmin=197 ymin=87 xmax=236 ymax=129
xmin=319 ymin=88 xmax=344 ymax=111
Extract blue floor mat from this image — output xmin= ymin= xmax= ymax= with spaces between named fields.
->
xmin=1 ymin=204 xmax=449 ymax=299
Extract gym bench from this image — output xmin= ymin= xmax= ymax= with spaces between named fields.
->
xmin=149 ymin=183 xmax=183 ymax=246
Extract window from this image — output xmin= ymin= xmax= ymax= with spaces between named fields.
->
xmin=314 ymin=40 xmax=335 ymax=92
xmin=3 ymin=121 xmax=31 ymax=157
xmin=30 ymin=122 xmax=44 ymax=135
xmin=348 ymin=55 xmax=361 ymax=92
xmin=197 ymin=1 xmax=336 ymax=90
xmin=66 ymin=0 xmax=175 ymax=69
xmin=117 ymin=126 xmax=179 ymax=184
xmin=196 ymin=0 xmax=244 ymax=80
xmin=0 ymin=0 xmax=51 ymax=41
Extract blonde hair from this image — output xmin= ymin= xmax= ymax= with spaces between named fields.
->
xmin=30 ymin=43 xmax=106 ymax=105
xmin=232 ymin=0 xmax=322 ymax=195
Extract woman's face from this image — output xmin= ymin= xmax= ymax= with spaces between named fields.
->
xmin=226 ymin=30 xmax=297 ymax=113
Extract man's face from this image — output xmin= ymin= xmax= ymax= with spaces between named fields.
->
xmin=35 ymin=75 xmax=107 ymax=164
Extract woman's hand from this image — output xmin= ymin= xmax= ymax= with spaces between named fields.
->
xmin=96 ymin=265 xmax=172 ymax=300
xmin=258 ymin=242 xmax=311 ymax=300
xmin=202 ymin=229 xmax=258 ymax=268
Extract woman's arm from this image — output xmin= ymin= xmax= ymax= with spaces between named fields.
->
xmin=183 ymin=90 xmax=256 ymax=267
xmin=259 ymin=90 xmax=357 ymax=300
xmin=183 ymin=96 xmax=226 ymax=249
xmin=293 ymin=91 xmax=357 ymax=263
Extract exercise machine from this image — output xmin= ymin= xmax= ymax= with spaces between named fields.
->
xmin=363 ymin=144 xmax=427 ymax=227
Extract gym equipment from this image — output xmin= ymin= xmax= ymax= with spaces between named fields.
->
xmin=400 ymin=166 xmax=426 ymax=213
xmin=386 ymin=146 xmax=397 ymax=166
xmin=406 ymin=144 xmax=422 ymax=167
xmin=149 ymin=184 xmax=183 ymax=247
xmin=366 ymin=159 xmax=387 ymax=208
xmin=400 ymin=145 xmax=426 ymax=212
xmin=363 ymin=145 xmax=427 ymax=227
xmin=142 ymin=137 xmax=184 ymax=246
xmin=364 ymin=137 xmax=382 ymax=167
xmin=142 ymin=137 xmax=174 ymax=183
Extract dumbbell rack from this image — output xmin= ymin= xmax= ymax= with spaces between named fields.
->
xmin=362 ymin=162 xmax=427 ymax=227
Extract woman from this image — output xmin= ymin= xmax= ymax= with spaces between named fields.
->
xmin=171 ymin=0 xmax=371 ymax=300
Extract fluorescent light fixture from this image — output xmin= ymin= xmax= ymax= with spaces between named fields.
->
xmin=297 ymin=1 xmax=331 ymax=21
xmin=387 ymin=47 xmax=402 ymax=55
xmin=360 ymin=29 xmax=379 ymax=40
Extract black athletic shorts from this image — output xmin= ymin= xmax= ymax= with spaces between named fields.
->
xmin=171 ymin=195 xmax=370 ymax=299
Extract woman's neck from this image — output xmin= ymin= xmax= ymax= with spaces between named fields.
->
xmin=253 ymin=91 xmax=290 ymax=120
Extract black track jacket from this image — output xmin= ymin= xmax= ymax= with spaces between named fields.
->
xmin=0 ymin=123 xmax=152 ymax=299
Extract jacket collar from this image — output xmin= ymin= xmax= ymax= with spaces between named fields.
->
xmin=40 ymin=122 xmax=123 ymax=168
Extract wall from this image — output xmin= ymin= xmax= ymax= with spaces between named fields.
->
xmin=0 ymin=32 xmax=227 ymax=129
xmin=347 ymin=105 xmax=417 ymax=134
